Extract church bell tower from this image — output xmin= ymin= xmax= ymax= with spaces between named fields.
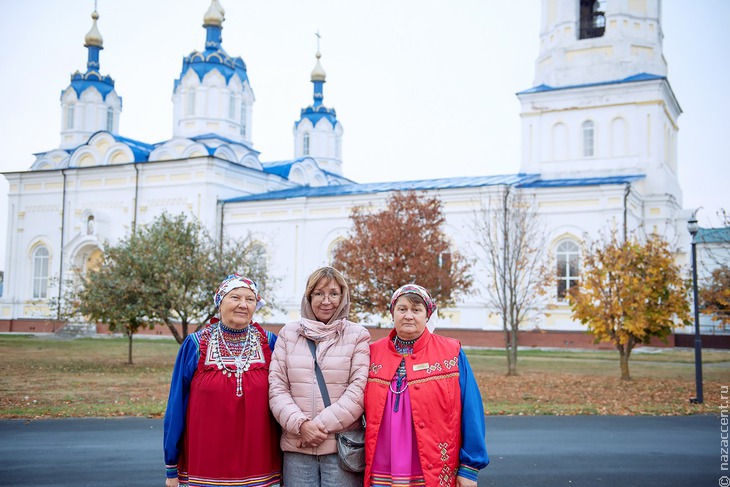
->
xmin=517 ymin=0 xmax=681 ymax=207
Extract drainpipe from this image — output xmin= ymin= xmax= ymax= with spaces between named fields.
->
xmin=57 ymin=169 xmax=68 ymax=319
xmin=623 ymin=183 xmax=631 ymax=242
xmin=219 ymin=200 xmax=227 ymax=254
xmin=133 ymin=162 xmax=140 ymax=233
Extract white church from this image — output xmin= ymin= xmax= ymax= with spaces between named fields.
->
xmin=0 ymin=0 xmax=708 ymax=344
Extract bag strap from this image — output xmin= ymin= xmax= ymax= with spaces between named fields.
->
xmin=306 ymin=338 xmax=332 ymax=408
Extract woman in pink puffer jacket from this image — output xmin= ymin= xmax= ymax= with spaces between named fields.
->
xmin=269 ymin=266 xmax=370 ymax=487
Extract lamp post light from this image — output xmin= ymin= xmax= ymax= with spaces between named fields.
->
xmin=687 ymin=211 xmax=703 ymax=404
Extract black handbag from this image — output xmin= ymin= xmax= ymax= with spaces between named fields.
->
xmin=306 ymin=338 xmax=366 ymax=473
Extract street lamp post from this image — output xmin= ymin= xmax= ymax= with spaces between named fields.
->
xmin=687 ymin=212 xmax=703 ymax=404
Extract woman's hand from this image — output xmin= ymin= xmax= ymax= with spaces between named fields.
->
xmin=456 ymin=476 xmax=477 ymax=487
xmin=165 ymin=477 xmax=179 ymax=487
xmin=298 ymin=420 xmax=329 ymax=447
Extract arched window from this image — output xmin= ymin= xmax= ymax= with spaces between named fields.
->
xmin=106 ymin=107 xmax=114 ymax=131
xmin=303 ymin=133 xmax=310 ymax=156
xmin=579 ymin=0 xmax=606 ymax=39
xmin=186 ymin=91 xmax=196 ymax=116
xmin=240 ymin=103 xmax=247 ymax=137
xmin=66 ymin=105 xmax=75 ymax=130
xmin=582 ymin=120 xmax=595 ymax=157
xmin=32 ymin=246 xmax=50 ymax=299
xmin=87 ymin=215 xmax=95 ymax=235
xmin=229 ymin=94 xmax=236 ymax=120
xmin=327 ymin=237 xmax=346 ymax=265
xmin=556 ymin=240 xmax=580 ymax=299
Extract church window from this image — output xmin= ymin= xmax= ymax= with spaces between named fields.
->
xmin=87 ymin=215 xmax=95 ymax=235
xmin=186 ymin=91 xmax=196 ymax=116
xmin=240 ymin=103 xmax=246 ymax=137
xmin=229 ymin=94 xmax=236 ymax=120
xmin=32 ymin=246 xmax=50 ymax=299
xmin=556 ymin=240 xmax=580 ymax=300
xmin=582 ymin=120 xmax=595 ymax=157
xmin=106 ymin=108 xmax=114 ymax=131
xmin=66 ymin=105 xmax=75 ymax=130
xmin=579 ymin=0 xmax=606 ymax=39
xmin=303 ymin=133 xmax=310 ymax=156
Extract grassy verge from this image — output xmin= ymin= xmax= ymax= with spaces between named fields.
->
xmin=0 ymin=334 xmax=727 ymax=418
xmin=469 ymin=348 xmax=729 ymax=415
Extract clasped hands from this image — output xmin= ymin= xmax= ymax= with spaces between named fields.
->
xmin=298 ymin=419 xmax=329 ymax=448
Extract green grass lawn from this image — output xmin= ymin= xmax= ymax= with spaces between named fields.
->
xmin=0 ymin=334 xmax=727 ymax=418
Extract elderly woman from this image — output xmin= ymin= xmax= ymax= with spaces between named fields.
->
xmin=364 ymin=284 xmax=489 ymax=487
xmin=163 ymin=274 xmax=282 ymax=487
xmin=269 ymin=266 xmax=370 ymax=486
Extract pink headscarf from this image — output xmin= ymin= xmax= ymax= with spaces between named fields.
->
xmin=389 ymin=284 xmax=437 ymax=321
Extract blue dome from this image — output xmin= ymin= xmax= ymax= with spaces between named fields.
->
xmin=296 ymin=105 xmax=338 ymax=129
xmin=63 ymin=11 xmax=117 ymax=101
xmin=67 ymin=70 xmax=116 ymax=100
xmin=173 ymin=16 xmax=248 ymax=90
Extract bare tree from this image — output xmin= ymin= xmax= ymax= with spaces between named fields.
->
xmin=471 ymin=186 xmax=553 ymax=375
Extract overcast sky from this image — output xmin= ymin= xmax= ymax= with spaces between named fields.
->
xmin=1 ymin=0 xmax=728 ymax=268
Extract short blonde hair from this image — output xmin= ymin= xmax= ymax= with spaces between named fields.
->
xmin=305 ymin=266 xmax=349 ymax=301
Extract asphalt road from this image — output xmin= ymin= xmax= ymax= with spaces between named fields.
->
xmin=0 ymin=415 xmax=721 ymax=486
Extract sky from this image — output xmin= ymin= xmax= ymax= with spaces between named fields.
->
xmin=0 ymin=0 xmax=728 ymax=268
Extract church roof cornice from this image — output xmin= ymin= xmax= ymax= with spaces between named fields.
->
xmin=517 ymin=73 xmax=665 ymax=95
xmin=222 ymin=174 xmax=540 ymax=203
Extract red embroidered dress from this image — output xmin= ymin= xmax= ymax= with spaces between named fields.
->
xmin=164 ymin=322 xmax=282 ymax=487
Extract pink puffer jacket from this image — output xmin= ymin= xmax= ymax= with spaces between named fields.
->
xmin=268 ymin=319 xmax=370 ymax=455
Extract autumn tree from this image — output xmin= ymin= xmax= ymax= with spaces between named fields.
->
xmin=470 ymin=186 xmax=553 ymax=376
xmin=699 ymin=209 xmax=730 ymax=327
xmin=59 ymin=242 xmax=151 ymax=364
xmin=333 ymin=191 xmax=473 ymax=321
xmin=569 ymin=231 xmax=690 ymax=380
xmin=131 ymin=213 xmax=273 ymax=343
xmin=59 ymin=212 xmax=273 ymax=356
xmin=700 ymin=266 xmax=730 ymax=328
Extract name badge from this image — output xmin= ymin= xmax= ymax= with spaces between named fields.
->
xmin=413 ymin=363 xmax=430 ymax=371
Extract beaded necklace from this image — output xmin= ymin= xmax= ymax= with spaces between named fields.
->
xmin=391 ymin=336 xmax=417 ymax=412
xmin=210 ymin=323 xmax=260 ymax=397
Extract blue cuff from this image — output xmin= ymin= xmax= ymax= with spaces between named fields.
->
xmin=166 ymin=465 xmax=178 ymax=479
xmin=457 ymin=464 xmax=479 ymax=481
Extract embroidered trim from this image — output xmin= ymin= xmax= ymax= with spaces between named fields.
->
xmin=438 ymin=442 xmax=449 ymax=462
xmin=443 ymin=356 xmax=458 ymax=369
xmin=408 ymin=372 xmax=459 ymax=385
xmin=367 ymin=377 xmax=391 ymax=386
xmin=426 ymin=362 xmax=442 ymax=374
xmin=459 ymin=464 xmax=478 ymax=475
xmin=369 ymin=363 xmax=383 ymax=375
xmin=438 ymin=464 xmax=455 ymax=487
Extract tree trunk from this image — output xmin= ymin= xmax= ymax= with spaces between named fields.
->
xmin=503 ymin=322 xmax=513 ymax=376
xmin=507 ymin=327 xmax=519 ymax=376
xmin=165 ymin=321 xmax=183 ymax=344
xmin=504 ymin=327 xmax=517 ymax=375
xmin=617 ymin=341 xmax=634 ymax=380
xmin=127 ymin=329 xmax=134 ymax=365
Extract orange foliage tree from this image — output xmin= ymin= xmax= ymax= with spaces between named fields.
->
xmin=333 ymin=191 xmax=473 ymax=321
xmin=699 ymin=208 xmax=730 ymax=328
xmin=569 ymin=231 xmax=690 ymax=380
xmin=700 ymin=266 xmax=730 ymax=328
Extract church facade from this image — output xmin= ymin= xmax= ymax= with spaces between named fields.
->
xmin=1 ymin=0 xmax=694 ymax=337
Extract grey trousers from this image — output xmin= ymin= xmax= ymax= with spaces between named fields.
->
xmin=282 ymin=451 xmax=363 ymax=487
